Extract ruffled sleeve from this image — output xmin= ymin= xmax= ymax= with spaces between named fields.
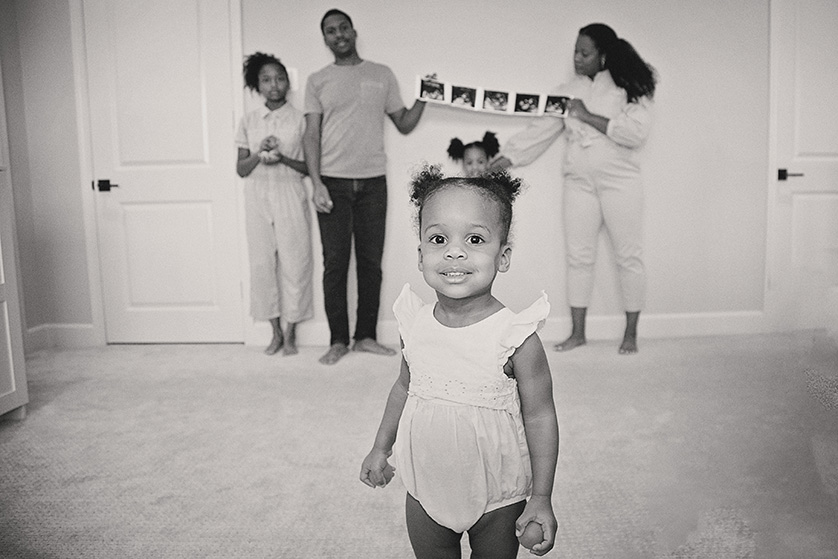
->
xmin=392 ymin=283 xmax=426 ymax=346
xmin=500 ymin=291 xmax=550 ymax=352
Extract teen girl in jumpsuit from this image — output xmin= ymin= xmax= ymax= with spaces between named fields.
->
xmin=491 ymin=23 xmax=657 ymax=354
xmin=236 ymin=53 xmax=314 ymax=355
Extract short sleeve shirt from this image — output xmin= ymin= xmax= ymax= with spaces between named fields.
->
xmin=304 ymin=60 xmax=404 ymax=178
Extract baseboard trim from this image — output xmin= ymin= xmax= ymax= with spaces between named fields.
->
xmin=378 ymin=310 xmax=771 ymax=346
xmin=252 ymin=310 xmax=770 ymax=347
xmin=36 ymin=310 xmax=776 ymax=351
xmin=25 ymin=323 xmax=100 ymax=354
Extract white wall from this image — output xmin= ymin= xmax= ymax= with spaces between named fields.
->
xmin=1 ymin=0 xmax=93 ymax=350
xmin=243 ymin=0 xmax=769 ymax=341
xmin=1 ymin=0 xmax=772 ymax=350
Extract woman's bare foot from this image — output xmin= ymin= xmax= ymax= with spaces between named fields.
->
xmin=619 ymin=334 xmax=638 ymax=354
xmin=282 ymin=325 xmax=298 ymax=356
xmin=265 ymin=333 xmax=283 ymax=355
xmin=352 ymin=338 xmax=397 ymax=356
xmin=620 ymin=311 xmax=639 ymax=354
xmin=319 ymin=343 xmax=349 ymax=365
xmin=554 ymin=334 xmax=586 ymax=352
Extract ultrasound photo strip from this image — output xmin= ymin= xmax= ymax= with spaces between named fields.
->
xmin=416 ymin=75 xmax=572 ymax=117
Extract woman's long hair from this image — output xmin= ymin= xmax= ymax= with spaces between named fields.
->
xmin=580 ymin=23 xmax=657 ymax=102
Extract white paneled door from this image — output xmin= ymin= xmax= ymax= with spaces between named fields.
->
xmin=768 ymin=0 xmax=838 ymax=330
xmin=84 ymin=0 xmax=243 ymax=342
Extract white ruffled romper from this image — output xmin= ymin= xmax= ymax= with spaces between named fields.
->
xmin=392 ymin=284 xmax=550 ymax=533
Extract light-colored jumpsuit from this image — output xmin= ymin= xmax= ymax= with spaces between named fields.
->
xmin=501 ymin=70 xmax=653 ymax=311
xmin=235 ymin=103 xmax=313 ymax=322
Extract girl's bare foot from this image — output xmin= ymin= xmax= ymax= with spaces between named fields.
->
xmin=319 ymin=343 xmax=349 ymax=365
xmin=265 ymin=317 xmax=283 ymax=355
xmin=282 ymin=325 xmax=298 ymax=356
xmin=554 ymin=334 xmax=586 ymax=352
xmin=265 ymin=333 xmax=283 ymax=355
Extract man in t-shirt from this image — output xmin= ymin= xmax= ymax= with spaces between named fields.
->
xmin=304 ymin=9 xmax=426 ymax=365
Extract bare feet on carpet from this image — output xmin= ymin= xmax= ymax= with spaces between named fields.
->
xmin=619 ymin=334 xmax=638 ymax=355
xmin=282 ymin=326 xmax=298 ymax=356
xmin=265 ymin=333 xmax=283 ymax=355
xmin=554 ymin=334 xmax=586 ymax=352
xmin=620 ymin=311 xmax=640 ymax=354
xmin=319 ymin=343 xmax=350 ymax=365
xmin=352 ymin=338 xmax=397 ymax=356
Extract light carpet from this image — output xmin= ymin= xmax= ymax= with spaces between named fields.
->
xmin=1 ymin=331 xmax=836 ymax=558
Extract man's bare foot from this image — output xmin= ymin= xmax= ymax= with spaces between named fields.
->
xmin=265 ymin=333 xmax=283 ymax=355
xmin=352 ymin=338 xmax=397 ymax=356
xmin=554 ymin=334 xmax=586 ymax=352
xmin=319 ymin=343 xmax=349 ymax=365
xmin=619 ymin=335 xmax=638 ymax=354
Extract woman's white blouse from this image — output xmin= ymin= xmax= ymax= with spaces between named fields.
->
xmin=501 ymin=70 xmax=654 ymax=167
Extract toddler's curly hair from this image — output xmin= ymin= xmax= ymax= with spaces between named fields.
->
xmin=242 ymin=52 xmax=287 ymax=92
xmin=447 ymin=131 xmax=500 ymax=162
xmin=409 ymin=164 xmax=523 ymax=243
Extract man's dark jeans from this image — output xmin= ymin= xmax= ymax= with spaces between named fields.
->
xmin=317 ymin=176 xmax=387 ymax=346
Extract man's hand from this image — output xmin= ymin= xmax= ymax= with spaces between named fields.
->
xmin=312 ymin=182 xmax=334 ymax=213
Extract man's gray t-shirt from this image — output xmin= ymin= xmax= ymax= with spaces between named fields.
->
xmin=304 ymin=60 xmax=405 ymax=178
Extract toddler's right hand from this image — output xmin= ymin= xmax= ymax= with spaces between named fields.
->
xmin=360 ymin=448 xmax=395 ymax=488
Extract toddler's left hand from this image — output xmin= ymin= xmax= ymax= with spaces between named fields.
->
xmin=516 ymin=495 xmax=557 ymax=556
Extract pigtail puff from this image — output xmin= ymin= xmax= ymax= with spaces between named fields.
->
xmin=481 ymin=131 xmax=500 ymax=159
xmin=409 ymin=163 xmax=445 ymax=207
xmin=447 ymin=138 xmax=465 ymax=161
xmin=485 ymin=169 xmax=523 ymax=203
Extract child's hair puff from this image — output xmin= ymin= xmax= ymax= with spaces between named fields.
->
xmin=447 ymin=131 xmax=500 ymax=161
xmin=409 ymin=163 xmax=523 ymax=243
xmin=243 ymin=52 xmax=287 ymax=92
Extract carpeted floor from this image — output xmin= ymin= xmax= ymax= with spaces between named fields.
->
xmin=1 ymin=331 xmax=836 ymax=559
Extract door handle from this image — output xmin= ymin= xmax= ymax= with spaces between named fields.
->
xmin=92 ymin=179 xmax=119 ymax=191
xmin=777 ymin=169 xmax=804 ymax=181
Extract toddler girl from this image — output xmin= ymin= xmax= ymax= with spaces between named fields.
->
xmin=360 ymin=166 xmax=559 ymax=558
xmin=447 ymin=131 xmax=500 ymax=177
xmin=235 ymin=52 xmax=313 ymax=355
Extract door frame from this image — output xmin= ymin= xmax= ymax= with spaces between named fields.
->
xmin=69 ymin=0 xmax=106 ymax=346
xmin=70 ymin=0 xmax=246 ymax=345
xmin=765 ymin=0 xmax=781 ymax=329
